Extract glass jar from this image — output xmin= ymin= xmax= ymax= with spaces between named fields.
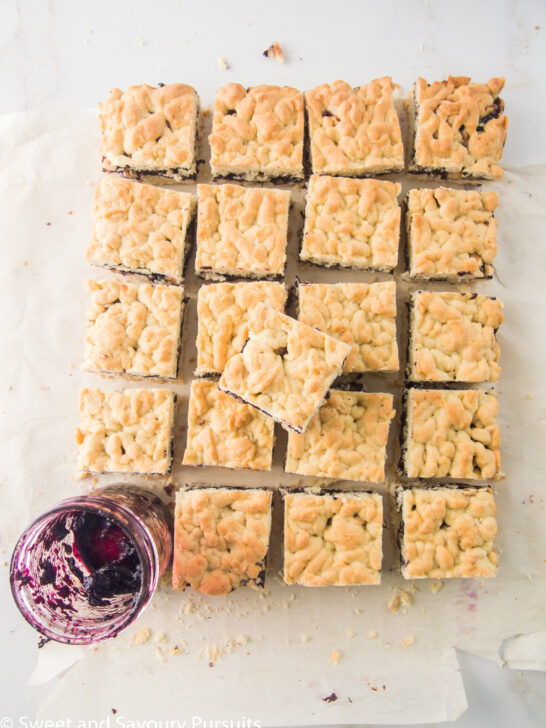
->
xmin=10 ymin=485 xmax=172 ymax=645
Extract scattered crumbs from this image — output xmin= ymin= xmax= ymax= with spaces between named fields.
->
xmin=1 ymin=561 xmax=7 ymax=567
xmin=132 ymin=627 xmax=151 ymax=645
xmin=430 ymin=581 xmax=443 ymax=594
xmin=330 ymin=648 xmax=341 ymax=665
xmin=382 ymin=685 xmax=386 ymax=691
xmin=534 ymin=25 xmax=540 ymax=31
xmin=384 ymin=643 xmax=391 ymax=649
xmin=263 ymin=41 xmax=285 ymax=63
xmin=217 ymin=56 xmax=229 ymax=70
xmin=155 ymin=632 xmax=167 ymax=643
xmin=136 ymin=37 xmax=147 ymax=46
xmin=183 ymin=600 xmax=194 ymax=615
xmin=46 ymin=222 xmax=52 ymax=226
xmin=345 ymin=630 xmax=355 ymax=638
xmin=388 ymin=588 xmax=414 ymax=612
xmin=526 ymin=393 xmax=533 ymax=400
xmin=322 ymin=692 xmax=338 ymax=703
xmin=347 ymin=697 xmax=352 ymax=703
xmin=68 ymin=210 xmax=73 ymax=215
xmin=300 ymin=634 xmax=310 ymax=643
xmin=111 ymin=709 xmax=117 ymax=715
xmin=155 ymin=647 xmax=166 ymax=663
xmin=368 ymin=631 xmax=377 ymax=640
xmin=402 ymin=637 xmax=415 ymax=649
xmin=353 ymin=607 xmax=362 ymax=615
xmin=8 ymin=386 xmax=13 ymax=392
xmin=23 ymin=261 xmax=29 ymax=266
xmin=209 ymin=661 xmax=214 ymax=668
xmin=371 ymin=686 xmax=378 ymax=692
xmin=420 ymin=609 xmax=427 ymax=615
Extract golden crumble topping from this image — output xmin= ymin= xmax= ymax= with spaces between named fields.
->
xmin=298 ymin=281 xmax=399 ymax=373
xmin=196 ymin=281 xmax=286 ymax=375
xmin=182 ymin=380 xmax=275 ymax=471
xmin=409 ymin=76 xmax=508 ymax=181
xmin=409 ymin=291 xmax=503 ymax=382
xmin=99 ymin=84 xmax=199 ymax=180
xmin=397 ymin=486 xmax=498 ymax=579
xmin=209 ymin=84 xmax=304 ymax=180
xmin=76 ymin=388 xmax=175 ymax=475
xmin=306 ymin=78 xmax=404 ymax=176
xmin=301 ymin=175 xmax=401 ymax=271
xmin=84 ymin=279 xmax=184 ymax=379
xmin=407 ymin=187 xmax=498 ymax=280
xmin=404 ymin=389 xmax=501 ymax=480
xmin=173 ymin=488 xmax=272 ymax=595
xmin=195 ymin=183 xmax=290 ymax=279
xmin=87 ymin=176 xmax=195 ymax=284
xmin=283 ymin=491 xmax=383 ymax=586
xmin=219 ymin=304 xmax=351 ymax=433
xmin=285 ymin=390 xmax=395 ymax=482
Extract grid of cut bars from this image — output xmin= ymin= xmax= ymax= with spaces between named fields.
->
xmin=74 ymin=77 xmax=507 ymax=593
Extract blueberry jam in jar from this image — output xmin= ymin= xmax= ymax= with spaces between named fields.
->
xmin=10 ymin=485 xmax=172 ymax=645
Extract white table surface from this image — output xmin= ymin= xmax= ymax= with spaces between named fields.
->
xmin=1 ymin=0 xmax=546 ymax=724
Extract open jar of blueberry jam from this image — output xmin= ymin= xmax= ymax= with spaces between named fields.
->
xmin=10 ymin=485 xmax=172 ymax=645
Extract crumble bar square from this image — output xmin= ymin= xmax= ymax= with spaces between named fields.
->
xmin=305 ymin=77 xmax=404 ymax=176
xmin=402 ymin=388 xmax=501 ymax=480
xmin=406 ymin=187 xmax=498 ymax=280
xmin=99 ymin=83 xmax=200 ymax=183
xmin=283 ymin=491 xmax=383 ymax=586
xmin=173 ymin=487 xmax=272 ymax=595
xmin=196 ymin=281 xmax=287 ymax=376
xmin=408 ymin=76 xmax=508 ymax=181
xmin=76 ymin=388 xmax=175 ymax=476
xmin=298 ymin=281 xmax=399 ymax=374
xmin=182 ymin=380 xmax=275 ymax=471
xmin=209 ymin=83 xmax=304 ymax=181
xmin=285 ymin=390 xmax=395 ymax=482
xmin=84 ymin=279 xmax=184 ymax=380
xmin=408 ymin=291 xmax=503 ymax=382
xmin=195 ymin=183 xmax=291 ymax=280
xmin=300 ymin=175 xmax=401 ymax=271
xmin=86 ymin=176 xmax=195 ymax=285
xmin=395 ymin=485 xmax=498 ymax=579
xmin=218 ymin=304 xmax=351 ymax=434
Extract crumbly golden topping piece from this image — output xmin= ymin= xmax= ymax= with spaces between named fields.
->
xmin=398 ymin=486 xmax=498 ymax=578
xmin=409 ymin=291 xmax=503 ymax=382
xmin=76 ymin=388 xmax=175 ymax=475
xmin=219 ymin=304 xmax=351 ymax=433
xmin=285 ymin=390 xmax=395 ymax=482
xmin=195 ymin=183 xmax=290 ymax=279
xmin=182 ymin=380 xmax=275 ymax=471
xmin=404 ymin=389 xmax=501 ymax=479
xmin=306 ymin=78 xmax=404 ymax=175
xmin=298 ymin=282 xmax=399 ymax=373
xmin=410 ymin=76 xmax=508 ymax=180
xmin=209 ymin=84 xmax=304 ymax=179
xmin=301 ymin=175 xmax=401 ymax=271
xmin=407 ymin=187 xmax=498 ymax=280
xmin=173 ymin=488 xmax=272 ymax=595
xmin=283 ymin=491 xmax=383 ymax=586
xmin=99 ymin=84 xmax=199 ymax=176
xmin=196 ymin=282 xmax=287 ymax=375
xmin=84 ymin=279 xmax=184 ymax=379
xmin=86 ymin=176 xmax=195 ymax=284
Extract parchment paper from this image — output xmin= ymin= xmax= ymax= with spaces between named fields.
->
xmin=0 ymin=110 xmax=545 ymax=725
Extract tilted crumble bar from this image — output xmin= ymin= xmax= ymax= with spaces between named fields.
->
xmin=408 ymin=291 xmax=503 ymax=382
xmin=196 ymin=281 xmax=287 ymax=376
xmin=173 ymin=488 xmax=272 ymax=595
xmin=298 ymin=281 xmax=399 ymax=373
xmin=195 ymin=183 xmax=291 ymax=280
xmin=99 ymin=84 xmax=199 ymax=182
xmin=395 ymin=485 xmax=498 ymax=579
xmin=209 ymin=83 xmax=304 ymax=181
xmin=182 ymin=380 xmax=275 ymax=471
xmin=285 ymin=390 xmax=395 ymax=482
xmin=84 ymin=279 xmax=184 ymax=380
xmin=283 ymin=491 xmax=383 ymax=586
xmin=218 ymin=304 xmax=351 ymax=434
xmin=305 ymin=78 xmax=404 ymax=176
xmin=407 ymin=187 xmax=498 ymax=280
xmin=403 ymin=389 xmax=501 ymax=480
xmin=86 ymin=176 xmax=195 ymax=285
xmin=408 ymin=76 xmax=508 ymax=181
xmin=300 ymin=175 xmax=401 ymax=271
xmin=76 ymin=388 xmax=175 ymax=475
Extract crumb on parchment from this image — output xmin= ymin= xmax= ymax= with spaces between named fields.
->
xmin=368 ymin=631 xmax=378 ymax=640
xmin=330 ymin=648 xmax=341 ymax=665
xmin=388 ymin=588 xmax=414 ymax=612
xmin=402 ymin=637 xmax=415 ymax=649
xmin=430 ymin=581 xmax=444 ymax=594
xmin=132 ymin=627 xmax=151 ymax=645
xmin=217 ymin=56 xmax=229 ymax=70
xmin=263 ymin=41 xmax=285 ymax=63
